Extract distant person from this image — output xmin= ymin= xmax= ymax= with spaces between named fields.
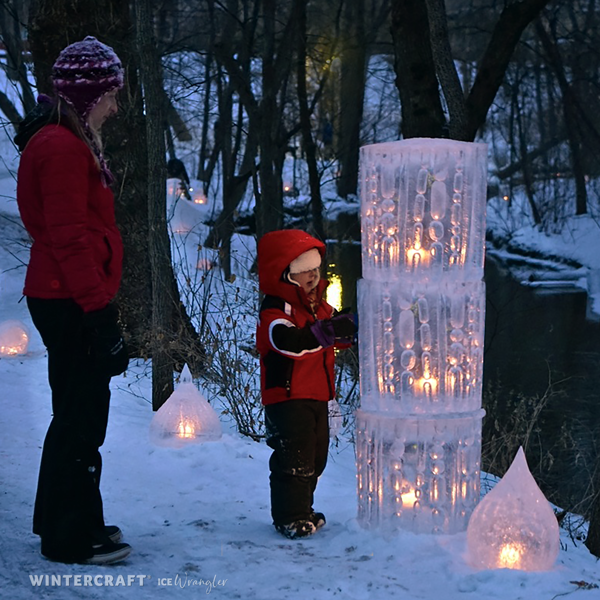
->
xmin=167 ymin=157 xmax=191 ymax=200
xmin=256 ymin=230 xmax=357 ymax=538
xmin=15 ymin=37 xmax=131 ymax=564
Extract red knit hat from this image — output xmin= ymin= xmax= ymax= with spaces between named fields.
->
xmin=52 ymin=36 xmax=124 ymax=119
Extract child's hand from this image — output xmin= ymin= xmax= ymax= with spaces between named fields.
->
xmin=331 ymin=313 xmax=357 ymax=344
xmin=310 ymin=313 xmax=357 ymax=347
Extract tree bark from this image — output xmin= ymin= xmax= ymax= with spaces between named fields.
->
xmin=296 ymin=0 xmax=324 ymax=241
xmin=213 ymin=0 xmax=297 ymax=241
xmin=425 ymin=0 xmax=468 ymax=139
xmin=0 ymin=0 xmax=36 ymax=115
xmin=135 ymin=0 xmax=176 ymax=409
xmin=464 ymin=0 xmax=550 ymax=140
xmin=390 ymin=0 xmax=446 ymax=139
xmin=535 ymin=16 xmax=588 ymax=216
xmin=390 ymin=0 xmax=550 ymax=141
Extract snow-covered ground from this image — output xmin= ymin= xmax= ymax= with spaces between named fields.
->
xmin=1 ymin=133 xmax=600 ymax=598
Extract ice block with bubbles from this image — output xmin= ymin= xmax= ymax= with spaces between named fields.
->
xmin=358 ymin=278 xmax=485 ymax=415
xmin=356 ymin=138 xmax=488 ymax=535
xmin=360 ymin=139 xmax=487 ymax=281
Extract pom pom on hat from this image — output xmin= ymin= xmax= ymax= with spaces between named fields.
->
xmin=52 ymin=36 xmax=124 ymax=118
xmin=289 ymin=248 xmax=322 ymax=274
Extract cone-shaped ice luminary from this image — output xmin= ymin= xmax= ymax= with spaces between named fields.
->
xmin=0 ymin=320 xmax=29 ymax=356
xmin=149 ymin=365 xmax=222 ymax=447
xmin=466 ymin=447 xmax=559 ymax=571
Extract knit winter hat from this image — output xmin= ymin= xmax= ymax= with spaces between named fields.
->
xmin=289 ymin=248 xmax=322 ymax=274
xmin=52 ymin=36 xmax=124 ymax=119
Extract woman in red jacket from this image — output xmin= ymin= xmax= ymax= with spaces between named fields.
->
xmin=256 ymin=230 xmax=357 ymax=539
xmin=16 ymin=37 xmax=130 ymax=565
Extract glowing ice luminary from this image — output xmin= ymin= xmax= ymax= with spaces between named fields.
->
xmin=149 ymin=364 xmax=222 ymax=448
xmin=466 ymin=447 xmax=559 ymax=571
xmin=356 ymin=138 xmax=488 ymax=534
xmin=0 ymin=320 xmax=30 ymax=356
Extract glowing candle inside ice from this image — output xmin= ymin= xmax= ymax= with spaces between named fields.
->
xmin=0 ymin=320 xmax=29 ymax=356
xmin=466 ymin=447 xmax=559 ymax=571
xmin=498 ymin=543 xmax=523 ymax=569
xmin=177 ymin=420 xmax=195 ymax=439
xmin=401 ymin=487 xmax=418 ymax=508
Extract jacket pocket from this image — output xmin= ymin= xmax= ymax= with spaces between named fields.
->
xmin=264 ymin=351 xmax=294 ymax=396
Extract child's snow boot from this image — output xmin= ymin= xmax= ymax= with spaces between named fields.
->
xmin=274 ymin=519 xmax=316 ymax=539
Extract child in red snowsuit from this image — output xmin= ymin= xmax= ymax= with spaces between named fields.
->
xmin=256 ymin=230 xmax=357 ymax=539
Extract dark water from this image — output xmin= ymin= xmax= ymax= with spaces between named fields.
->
xmin=328 ymin=240 xmax=600 ymax=515
xmin=483 ymin=255 xmax=600 ymax=513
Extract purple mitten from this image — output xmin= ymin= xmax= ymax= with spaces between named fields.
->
xmin=310 ymin=319 xmax=336 ymax=348
xmin=331 ymin=313 xmax=357 ymax=344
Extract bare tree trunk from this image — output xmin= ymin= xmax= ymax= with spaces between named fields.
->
xmin=0 ymin=0 xmax=36 ymax=115
xmin=464 ymin=0 xmax=550 ymax=140
xmin=135 ymin=0 xmax=175 ymax=409
xmin=425 ymin=0 xmax=467 ymax=139
xmin=336 ymin=0 xmax=368 ymax=198
xmin=296 ymin=0 xmax=324 ymax=240
xmin=587 ymin=483 xmax=600 ymax=557
xmin=204 ymin=0 xmax=260 ymax=266
xmin=214 ymin=0 xmax=297 ymax=241
xmin=197 ymin=0 xmax=216 ymax=183
xmin=515 ymin=85 xmax=542 ymax=224
xmin=254 ymin=0 xmax=287 ymax=239
xmin=390 ymin=0 xmax=549 ymax=141
xmin=0 ymin=90 xmax=22 ymax=127
xmin=536 ymin=16 xmax=588 ymax=216
xmin=390 ymin=0 xmax=446 ymax=138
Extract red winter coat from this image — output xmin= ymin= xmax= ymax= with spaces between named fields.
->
xmin=256 ymin=230 xmax=337 ymax=405
xmin=17 ymin=124 xmax=123 ymax=313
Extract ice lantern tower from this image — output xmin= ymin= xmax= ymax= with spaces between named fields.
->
xmin=356 ymin=138 xmax=488 ymax=534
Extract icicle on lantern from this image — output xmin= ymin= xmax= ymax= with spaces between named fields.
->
xmin=466 ymin=447 xmax=559 ymax=570
xmin=0 ymin=319 xmax=30 ymax=356
xmin=149 ymin=365 xmax=222 ymax=448
xmin=356 ymin=138 xmax=488 ymax=534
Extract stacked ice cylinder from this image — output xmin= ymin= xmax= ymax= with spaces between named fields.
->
xmin=356 ymin=138 xmax=488 ymax=534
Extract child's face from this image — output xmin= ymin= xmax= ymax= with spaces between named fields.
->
xmin=290 ymin=266 xmax=321 ymax=294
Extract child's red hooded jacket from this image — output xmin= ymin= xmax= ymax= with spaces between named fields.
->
xmin=256 ymin=230 xmax=336 ymax=405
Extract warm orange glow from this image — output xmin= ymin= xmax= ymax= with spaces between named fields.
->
xmin=401 ymin=487 xmax=418 ymax=508
xmin=406 ymin=247 xmax=429 ymax=268
xmin=177 ymin=420 xmax=196 ymax=439
xmin=498 ymin=543 xmax=523 ymax=569
xmin=197 ymin=258 xmax=213 ymax=271
xmin=1 ymin=345 xmax=22 ymax=356
xmin=0 ymin=327 xmax=29 ymax=356
xmin=193 ymin=191 xmax=207 ymax=204
xmin=326 ymin=273 xmax=343 ymax=312
xmin=414 ymin=376 xmax=437 ymax=398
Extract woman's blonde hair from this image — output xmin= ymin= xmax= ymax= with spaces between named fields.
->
xmin=50 ymin=97 xmax=104 ymax=172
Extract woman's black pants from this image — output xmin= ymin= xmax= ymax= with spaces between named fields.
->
xmin=265 ymin=399 xmax=329 ymax=526
xmin=28 ymin=297 xmax=112 ymax=562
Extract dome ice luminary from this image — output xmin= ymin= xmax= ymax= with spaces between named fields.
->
xmin=466 ymin=447 xmax=559 ymax=571
xmin=149 ymin=365 xmax=222 ymax=448
xmin=0 ymin=320 xmax=29 ymax=356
